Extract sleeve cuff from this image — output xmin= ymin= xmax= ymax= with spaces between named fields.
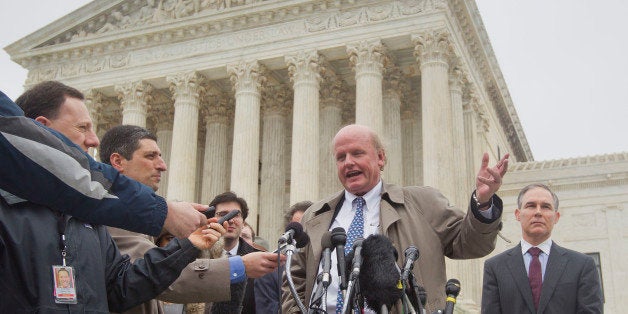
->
xmin=228 ymin=255 xmax=247 ymax=284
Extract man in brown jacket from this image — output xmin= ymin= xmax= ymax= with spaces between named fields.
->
xmin=282 ymin=124 xmax=509 ymax=313
xmin=100 ymin=125 xmax=283 ymax=314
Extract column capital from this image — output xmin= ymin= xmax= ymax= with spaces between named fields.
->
xmin=83 ymin=89 xmax=104 ymax=120
xmin=383 ymin=65 xmax=407 ymax=95
xmin=412 ymin=29 xmax=454 ymax=68
xmin=285 ymin=50 xmax=322 ymax=85
xmin=115 ymin=81 xmax=153 ymax=112
xmin=227 ymin=60 xmax=266 ymax=93
xmin=167 ymin=71 xmax=206 ymax=107
xmin=204 ymin=95 xmax=231 ymax=125
xmin=346 ymin=39 xmax=386 ymax=73
xmin=262 ymin=84 xmax=291 ymax=116
xmin=151 ymin=101 xmax=175 ymax=131
xmin=449 ymin=67 xmax=465 ymax=94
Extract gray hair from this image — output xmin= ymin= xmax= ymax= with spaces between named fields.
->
xmin=517 ymin=183 xmax=559 ymax=210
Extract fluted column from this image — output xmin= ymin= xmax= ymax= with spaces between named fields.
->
xmin=413 ymin=29 xmax=456 ymax=199
xmin=401 ymin=100 xmax=416 ymax=186
xmin=155 ymin=107 xmax=174 ymax=198
xmin=227 ymin=61 xmax=265 ymax=227
xmin=285 ymin=50 xmax=321 ymax=204
xmin=382 ymin=66 xmax=404 ymax=185
xmin=115 ymin=81 xmax=153 ymax=128
xmin=201 ymin=96 xmax=231 ymax=204
xmin=464 ymin=89 xmax=488 ymax=188
xmin=83 ymin=89 xmax=103 ymax=160
xmin=319 ymin=67 xmax=345 ymax=197
xmin=166 ymin=72 xmax=204 ymax=201
xmin=409 ymin=89 xmax=423 ymax=185
xmin=449 ymin=67 xmax=468 ymax=207
xmin=347 ymin=40 xmax=386 ymax=136
xmin=259 ymin=85 xmax=290 ymax=241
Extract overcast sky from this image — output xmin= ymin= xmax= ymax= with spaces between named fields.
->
xmin=2 ymin=0 xmax=627 ymax=161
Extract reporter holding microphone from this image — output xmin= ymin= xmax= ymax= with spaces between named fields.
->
xmin=281 ymin=124 xmax=508 ymax=313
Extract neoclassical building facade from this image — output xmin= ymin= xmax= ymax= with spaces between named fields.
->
xmin=6 ymin=0 xmax=626 ymax=312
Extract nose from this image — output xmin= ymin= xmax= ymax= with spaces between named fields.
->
xmin=85 ymin=130 xmax=100 ymax=148
xmin=156 ymin=156 xmax=167 ymax=171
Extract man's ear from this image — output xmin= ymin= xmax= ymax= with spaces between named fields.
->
xmin=109 ymin=153 xmax=125 ymax=172
xmin=34 ymin=116 xmax=52 ymax=126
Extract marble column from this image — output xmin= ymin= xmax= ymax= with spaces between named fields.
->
xmin=201 ymin=95 xmax=231 ymax=205
xmin=347 ymin=40 xmax=386 ymax=136
xmin=319 ymin=67 xmax=345 ymax=197
xmin=382 ymin=66 xmax=404 ymax=185
xmin=464 ymin=89 xmax=488 ymax=188
xmin=449 ymin=67 xmax=468 ymax=207
xmin=413 ymin=29 xmax=456 ymax=200
xmin=166 ymin=71 xmax=204 ymax=201
xmin=259 ymin=85 xmax=290 ymax=242
xmin=285 ymin=50 xmax=321 ymax=204
xmin=83 ymin=89 xmax=103 ymax=160
xmin=227 ymin=61 xmax=265 ymax=227
xmin=401 ymin=100 xmax=416 ymax=186
xmin=409 ymin=89 xmax=423 ymax=185
xmin=155 ymin=106 xmax=174 ymax=198
xmin=115 ymin=81 xmax=153 ymax=128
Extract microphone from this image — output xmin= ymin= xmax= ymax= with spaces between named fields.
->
xmin=401 ymin=245 xmax=420 ymax=281
xmin=203 ymin=205 xmax=216 ymax=218
xmin=320 ymin=231 xmax=334 ymax=288
xmin=342 ymin=238 xmax=363 ymax=314
xmin=273 ymin=231 xmax=310 ymax=253
xmin=443 ymin=278 xmax=461 ymax=314
xmin=217 ymin=209 xmax=240 ymax=224
xmin=359 ymin=234 xmax=403 ymax=312
xmin=278 ymin=222 xmax=303 ymax=244
xmin=331 ymin=227 xmax=347 ymax=290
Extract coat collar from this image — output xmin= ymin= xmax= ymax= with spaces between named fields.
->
xmin=537 ymin=242 xmax=568 ymax=313
xmin=506 ymin=243 xmax=536 ymax=313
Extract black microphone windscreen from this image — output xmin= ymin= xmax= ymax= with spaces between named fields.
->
xmin=331 ymin=227 xmax=346 ymax=246
xmin=285 ymin=221 xmax=303 ymax=234
xmin=321 ymin=231 xmax=333 ymax=249
xmin=446 ymin=278 xmax=461 ymax=297
xmin=360 ymin=234 xmax=403 ymax=311
xmin=295 ymin=231 xmax=310 ymax=248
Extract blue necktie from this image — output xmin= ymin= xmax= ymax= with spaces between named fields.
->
xmin=336 ymin=197 xmax=365 ymax=314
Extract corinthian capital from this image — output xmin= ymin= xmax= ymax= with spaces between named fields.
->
xmin=83 ymin=89 xmax=104 ymax=120
xmin=412 ymin=29 xmax=454 ymax=67
xmin=205 ymin=96 xmax=231 ymax=125
xmin=262 ymin=84 xmax=291 ymax=116
xmin=227 ymin=60 xmax=266 ymax=93
xmin=285 ymin=50 xmax=322 ymax=84
xmin=167 ymin=71 xmax=205 ymax=103
xmin=115 ymin=81 xmax=153 ymax=111
xmin=346 ymin=39 xmax=386 ymax=72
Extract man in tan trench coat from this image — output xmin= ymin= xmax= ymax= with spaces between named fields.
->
xmin=282 ymin=124 xmax=509 ymax=313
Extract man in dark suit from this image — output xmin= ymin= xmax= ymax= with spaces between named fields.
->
xmin=209 ymin=192 xmax=263 ymax=314
xmin=482 ymin=183 xmax=603 ymax=313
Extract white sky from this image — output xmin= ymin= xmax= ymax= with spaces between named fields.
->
xmin=1 ymin=0 xmax=627 ymax=161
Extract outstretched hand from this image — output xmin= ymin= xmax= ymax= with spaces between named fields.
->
xmin=476 ymin=152 xmax=509 ymax=203
xmin=188 ymin=217 xmax=227 ymax=250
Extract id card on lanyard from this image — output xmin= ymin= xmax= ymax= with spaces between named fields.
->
xmin=53 ymin=211 xmax=77 ymax=304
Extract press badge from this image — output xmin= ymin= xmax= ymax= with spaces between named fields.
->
xmin=52 ymin=265 xmax=77 ymax=304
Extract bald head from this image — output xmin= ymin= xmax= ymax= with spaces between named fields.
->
xmin=332 ymin=124 xmax=386 ymax=196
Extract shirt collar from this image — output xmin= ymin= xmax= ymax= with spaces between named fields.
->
xmin=344 ymin=180 xmax=383 ymax=211
xmin=225 ymin=241 xmax=239 ymax=256
xmin=521 ymin=238 xmax=553 ymax=256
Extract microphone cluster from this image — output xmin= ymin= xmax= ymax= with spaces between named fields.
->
xmin=279 ymin=226 xmax=461 ymax=314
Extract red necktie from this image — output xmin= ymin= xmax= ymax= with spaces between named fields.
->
xmin=528 ymin=247 xmax=542 ymax=310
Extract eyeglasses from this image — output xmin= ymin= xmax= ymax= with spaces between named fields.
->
xmin=215 ymin=210 xmax=243 ymax=219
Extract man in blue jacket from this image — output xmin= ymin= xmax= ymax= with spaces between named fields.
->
xmin=0 ymin=83 xmax=226 ymax=312
xmin=1 ymin=82 xmax=205 ymax=238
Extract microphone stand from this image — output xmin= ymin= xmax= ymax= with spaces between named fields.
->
xmin=285 ymin=240 xmax=308 ymax=314
xmin=341 ymin=273 xmax=357 ymax=314
xmin=308 ymin=273 xmax=327 ymax=313
xmin=408 ymin=274 xmax=425 ymax=314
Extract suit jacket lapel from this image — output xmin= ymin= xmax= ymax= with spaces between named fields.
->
xmin=537 ymin=243 xmax=568 ymax=313
xmin=506 ymin=244 xmax=537 ymax=313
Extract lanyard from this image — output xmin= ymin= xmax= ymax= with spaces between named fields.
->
xmin=55 ymin=211 xmax=68 ymax=266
